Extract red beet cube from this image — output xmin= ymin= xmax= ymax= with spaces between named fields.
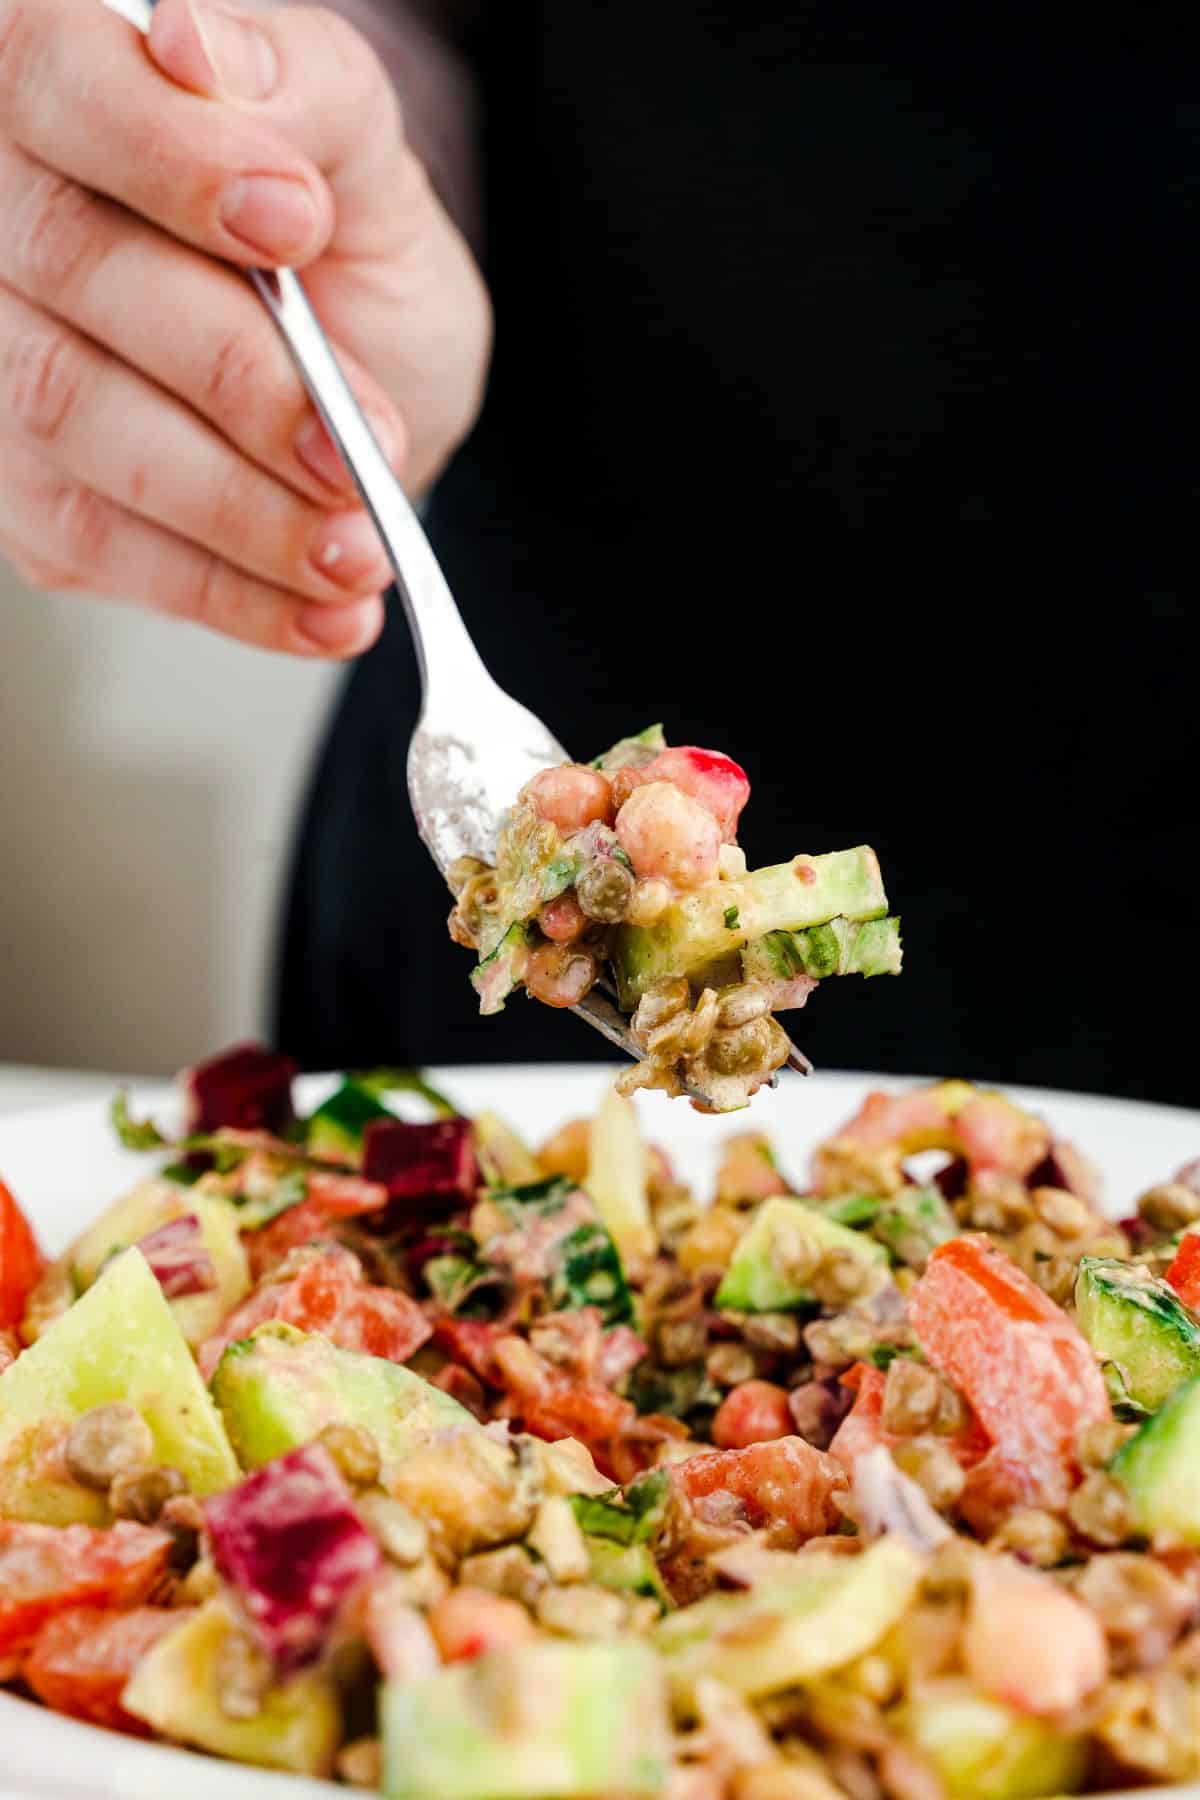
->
xmin=136 ymin=1215 xmax=216 ymax=1298
xmin=204 ymin=1445 xmax=380 ymax=1670
xmin=182 ymin=1043 xmax=299 ymax=1135
xmin=361 ymin=1118 xmax=477 ymax=1210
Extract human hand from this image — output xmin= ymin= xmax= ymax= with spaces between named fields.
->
xmin=0 ymin=0 xmax=491 ymax=655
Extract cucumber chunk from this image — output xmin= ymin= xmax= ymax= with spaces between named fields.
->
xmin=381 ymin=1640 xmax=670 ymax=1799
xmin=1075 ymin=1257 xmax=1200 ymax=1413
xmin=121 ymin=1600 xmax=341 ymax=1775
xmin=210 ymin=1322 xmax=472 ymax=1476
xmin=0 ymin=1248 xmax=238 ymax=1524
xmin=585 ymin=1086 xmax=656 ymax=1267
xmin=715 ymin=1196 xmax=889 ymax=1311
xmin=895 ymin=1677 xmax=1086 ymax=1799
xmin=742 ymin=915 xmax=902 ymax=983
xmin=652 ymin=1537 xmax=920 ymax=1703
xmin=68 ymin=1179 xmax=250 ymax=1349
xmin=613 ymin=847 xmax=888 ymax=1006
xmin=307 ymin=1079 xmax=393 ymax=1163
xmin=1110 ymin=1372 xmax=1200 ymax=1542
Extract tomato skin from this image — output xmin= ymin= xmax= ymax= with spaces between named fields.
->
xmin=674 ymin=1436 xmax=847 ymax=1537
xmin=0 ymin=1522 xmax=172 ymax=1657
xmin=0 ymin=1178 xmax=45 ymax=1332
xmin=909 ymin=1234 xmax=1110 ymax=1507
xmin=198 ymin=1246 xmax=430 ymax=1380
xmin=1166 ymin=1235 xmax=1200 ymax=1312
xmin=25 ymin=1605 xmax=186 ymax=1734
xmin=712 ymin=1380 xmax=792 ymax=1450
xmin=242 ymin=1173 xmax=387 ymax=1281
xmin=428 ymin=1587 xmax=535 ymax=1663
xmin=636 ymin=747 xmax=751 ymax=842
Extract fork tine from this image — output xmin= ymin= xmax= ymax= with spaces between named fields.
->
xmin=786 ymin=1041 xmax=814 ymax=1076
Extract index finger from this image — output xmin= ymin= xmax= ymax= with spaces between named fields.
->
xmin=0 ymin=0 xmax=334 ymax=267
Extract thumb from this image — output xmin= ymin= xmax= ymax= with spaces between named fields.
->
xmin=147 ymin=0 xmax=417 ymax=259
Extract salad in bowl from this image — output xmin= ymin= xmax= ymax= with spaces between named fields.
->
xmin=2 ymin=1048 xmax=1200 ymax=1797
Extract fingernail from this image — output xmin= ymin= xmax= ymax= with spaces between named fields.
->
xmin=298 ymin=595 xmax=384 ymax=654
xmin=220 ymin=174 xmax=321 ymax=260
xmin=310 ymin=511 xmax=390 ymax=591
xmin=296 ymin=411 xmax=401 ymax=494
xmin=183 ymin=0 xmax=278 ymax=101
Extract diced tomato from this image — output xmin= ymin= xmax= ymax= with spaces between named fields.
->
xmin=430 ymin=1362 xmax=488 ymax=1418
xmin=831 ymin=1088 xmax=957 ymax=1155
xmin=489 ymin=1333 xmax=677 ymax=1481
xmin=674 ymin=1437 xmax=847 ymax=1538
xmin=712 ymin=1380 xmax=792 ymax=1450
xmin=957 ymin=1454 xmax=1043 ymax=1538
xmin=198 ymin=1245 xmax=430 ymax=1380
xmin=954 ymin=1094 xmax=1050 ymax=1180
xmin=0 ymin=1178 xmax=45 ymax=1332
xmin=828 ymin=1364 xmax=889 ymax=1468
xmin=909 ymin=1235 xmax=1110 ymax=1507
xmin=427 ymin=1586 xmax=535 ymax=1663
xmin=0 ymin=1522 xmax=172 ymax=1657
xmin=432 ymin=1317 xmax=505 ymax=1386
xmin=24 ymin=1605 xmax=186 ymax=1733
xmin=823 ymin=1085 xmax=1049 ymax=1182
xmin=634 ymin=747 xmax=751 ymax=842
xmin=242 ymin=1172 xmax=388 ymax=1281
xmin=1166 ymin=1234 xmax=1200 ymax=1313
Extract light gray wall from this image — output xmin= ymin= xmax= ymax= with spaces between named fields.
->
xmin=0 ymin=571 xmax=339 ymax=1074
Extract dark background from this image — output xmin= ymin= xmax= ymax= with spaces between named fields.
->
xmin=279 ymin=3 xmax=1199 ymax=1105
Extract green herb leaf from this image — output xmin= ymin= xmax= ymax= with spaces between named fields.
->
xmin=723 ymin=906 xmax=740 ymax=930
xmin=231 ymin=1166 xmax=308 ymax=1230
xmin=346 ymin=1068 xmax=459 ymax=1118
xmin=553 ymin=1223 xmax=633 ymax=1326
xmin=110 ymin=1091 xmax=167 ymax=1151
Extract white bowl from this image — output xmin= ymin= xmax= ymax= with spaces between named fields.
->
xmin=1 ymin=1065 xmax=1198 ymax=1799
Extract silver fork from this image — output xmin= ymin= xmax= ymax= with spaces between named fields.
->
xmin=104 ymin=0 xmax=810 ymax=1076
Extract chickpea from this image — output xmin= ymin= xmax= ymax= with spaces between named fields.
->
xmin=521 ymin=764 xmax=614 ymax=833
xmin=615 ymin=782 xmax=721 ymax=888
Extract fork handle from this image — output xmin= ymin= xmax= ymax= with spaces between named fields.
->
xmin=102 ymin=0 xmax=486 ymax=699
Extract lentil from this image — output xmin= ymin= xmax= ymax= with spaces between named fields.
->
xmin=1139 ymin=1184 xmax=1200 ymax=1232
xmin=575 ymin=857 xmax=635 ymax=923
xmin=1068 ymin=1471 xmax=1134 ymax=1547
xmin=707 ymin=1343 xmax=758 ymax=1388
xmin=892 ymin=1438 xmax=966 ymax=1511
xmin=1032 ymin=1185 xmax=1094 ymax=1237
xmin=64 ymin=1403 xmax=154 ymax=1491
xmin=880 ymin=1359 xmax=941 ymax=1435
xmin=717 ymin=984 xmax=772 ymax=1030
xmin=108 ymin=1463 xmax=187 ymax=1524
xmin=988 ymin=1507 xmax=1069 ymax=1568
xmin=741 ymin=1312 xmax=802 ymax=1355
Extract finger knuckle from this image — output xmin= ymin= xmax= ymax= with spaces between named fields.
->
xmin=0 ymin=3 xmax=46 ymax=111
xmin=52 ymin=477 xmax=115 ymax=568
xmin=13 ymin=167 xmax=111 ymax=300
xmin=200 ymin=321 xmax=269 ymax=430
xmin=3 ymin=323 xmax=84 ymax=445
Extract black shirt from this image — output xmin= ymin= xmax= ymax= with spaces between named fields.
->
xmin=278 ymin=3 xmax=1199 ymax=1104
